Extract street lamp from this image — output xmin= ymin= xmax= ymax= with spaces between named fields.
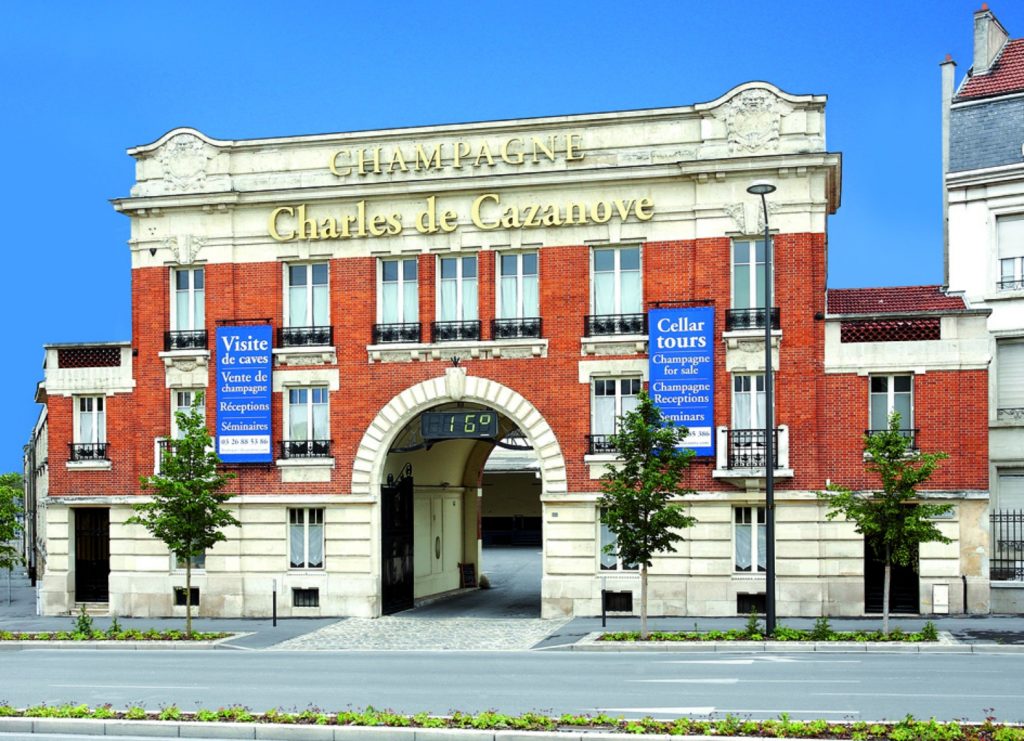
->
xmin=746 ymin=180 xmax=777 ymax=634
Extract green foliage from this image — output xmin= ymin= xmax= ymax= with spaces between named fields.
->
xmin=921 ymin=620 xmax=939 ymax=641
xmin=105 ymin=616 xmax=122 ymax=638
xmin=128 ymin=393 xmax=237 ymax=636
xmin=0 ymin=472 xmax=25 ymax=572
xmin=811 ymin=615 xmax=832 ymax=641
xmin=744 ymin=607 xmax=762 ymax=637
xmin=73 ymin=605 xmax=94 ymax=636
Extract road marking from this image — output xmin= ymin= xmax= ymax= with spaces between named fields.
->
xmin=631 ymin=678 xmax=856 ymax=684
xmin=816 ymin=691 xmax=1024 ymax=699
xmin=49 ymin=684 xmax=209 ymax=690
xmin=594 ymin=707 xmax=717 ymax=715
xmin=663 ymin=658 xmax=861 ymax=665
xmin=629 ymin=678 xmax=738 ymax=684
xmin=595 ymin=707 xmax=857 ymax=716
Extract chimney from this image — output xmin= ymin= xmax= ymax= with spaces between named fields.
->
xmin=941 ymin=54 xmax=956 ymax=285
xmin=973 ymin=4 xmax=1009 ymax=76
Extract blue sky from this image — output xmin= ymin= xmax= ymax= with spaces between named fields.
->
xmin=3 ymin=1 xmax=1022 ymax=472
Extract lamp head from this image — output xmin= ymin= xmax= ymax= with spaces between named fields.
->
xmin=746 ymin=181 xmax=777 ymax=196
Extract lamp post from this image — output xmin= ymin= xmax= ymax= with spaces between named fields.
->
xmin=746 ymin=180 xmax=777 ymax=634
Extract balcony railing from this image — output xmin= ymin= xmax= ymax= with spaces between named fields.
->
xmin=372 ymin=322 xmax=421 ymax=344
xmin=278 ymin=325 xmax=333 ymax=348
xmin=725 ymin=428 xmax=779 ymax=469
xmin=431 ymin=320 xmax=481 ymax=342
xmin=587 ymin=434 xmax=618 ymax=455
xmin=69 ymin=443 xmax=109 ymax=462
xmin=992 ymin=510 xmax=1024 ymax=581
xmin=725 ymin=308 xmax=780 ymax=331
xmin=280 ymin=439 xmax=332 ymax=459
xmin=864 ymin=428 xmax=919 ymax=449
xmin=164 ymin=330 xmax=208 ymax=352
xmin=998 ymin=279 xmax=1024 ymax=291
xmin=584 ymin=313 xmax=647 ymax=337
xmin=492 ymin=317 xmax=542 ymax=340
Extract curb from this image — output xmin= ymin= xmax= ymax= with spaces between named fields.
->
xmin=0 ymin=717 xmax=826 ymax=740
xmin=0 ymin=633 xmax=247 ymax=651
xmin=567 ymin=631 xmax=1024 ymax=653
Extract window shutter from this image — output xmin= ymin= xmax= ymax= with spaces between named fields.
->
xmin=998 ymin=473 xmax=1024 ymax=511
xmin=997 ymin=214 xmax=1024 ymax=259
xmin=997 ymin=342 xmax=1024 ymax=409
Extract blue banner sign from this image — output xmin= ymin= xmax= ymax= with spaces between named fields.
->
xmin=648 ymin=307 xmax=715 ymax=456
xmin=215 ymin=325 xmax=273 ymax=463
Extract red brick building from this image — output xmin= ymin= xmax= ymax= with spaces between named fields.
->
xmin=27 ymin=82 xmax=992 ymax=618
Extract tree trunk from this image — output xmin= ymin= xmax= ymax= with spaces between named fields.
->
xmin=640 ymin=564 xmax=649 ymax=640
xmin=882 ymin=545 xmax=891 ymax=637
xmin=185 ymin=560 xmax=193 ymax=639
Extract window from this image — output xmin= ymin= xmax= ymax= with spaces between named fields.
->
xmin=997 ymin=341 xmax=1024 ymax=416
xmin=997 ymin=471 xmax=1024 ymax=511
xmin=293 ymin=588 xmax=320 ymax=608
xmin=591 ymin=378 xmax=641 ymax=438
xmin=289 ymin=508 xmax=324 ymax=569
xmin=438 ymin=255 xmax=478 ymax=322
xmin=380 ymin=258 xmax=418 ymax=324
xmin=732 ymin=239 xmax=768 ymax=309
xmin=171 ymin=390 xmax=204 ymax=439
xmin=732 ymin=375 xmax=766 ymax=429
xmin=287 ymin=388 xmax=329 ymax=441
xmin=173 ymin=587 xmax=200 ymax=606
xmin=997 ymin=214 xmax=1024 ymax=290
xmin=599 ymin=512 xmax=638 ymax=571
xmin=172 ymin=268 xmax=205 ymax=331
xmin=174 ymin=552 xmax=206 ymax=570
xmin=735 ymin=506 xmax=766 ymax=573
xmin=592 ymin=246 xmax=641 ymax=316
xmin=869 ymin=375 xmax=912 ymax=431
xmin=498 ymin=252 xmax=539 ymax=319
xmin=287 ymin=263 xmax=329 ymax=327
xmin=77 ymin=397 xmax=105 ymax=444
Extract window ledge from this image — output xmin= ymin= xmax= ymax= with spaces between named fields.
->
xmin=722 ymin=329 xmax=783 ymax=341
xmin=580 ymin=334 xmax=647 ymax=357
xmin=367 ymin=337 xmax=548 ymax=363
xmin=158 ymin=349 xmax=210 ymax=372
xmin=276 ymin=457 xmax=336 ymax=468
xmin=583 ymin=453 xmax=621 ymax=464
xmin=731 ymin=573 xmax=767 ymax=581
xmin=712 ymin=467 xmax=794 ymax=481
xmin=984 ymin=289 xmax=1024 ymax=302
xmin=66 ymin=460 xmax=112 ymax=471
xmin=272 ymin=346 xmax=337 ymax=367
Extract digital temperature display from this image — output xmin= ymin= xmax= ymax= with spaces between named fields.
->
xmin=421 ymin=411 xmax=498 ymax=440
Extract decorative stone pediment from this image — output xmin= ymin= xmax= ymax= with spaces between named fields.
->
xmin=717 ymin=88 xmax=792 ymax=154
xmin=157 ymin=133 xmax=215 ymax=192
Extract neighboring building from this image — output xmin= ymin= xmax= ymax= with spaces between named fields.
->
xmin=943 ymin=5 xmax=1024 ymax=610
xmin=29 ymin=81 xmax=990 ymax=619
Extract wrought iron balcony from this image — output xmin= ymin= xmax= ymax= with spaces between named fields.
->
xmin=69 ymin=443 xmax=109 ymax=462
xmin=492 ymin=317 xmax=542 ymax=339
xmin=280 ymin=439 xmax=332 ymax=459
xmin=431 ymin=320 xmax=481 ymax=342
xmin=372 ymin=322 xmax=421 ymax=344
xmin=587 ymin=434 xmax=618 ymax=455
xmin=278 ymin=325 xmax=333 ymax=348
xmin=164 ymin=330 xmax=208 ymax=352
xmin=999 ymin=279 xmax=1024 ymax=291
xmin=725 ymin=428 xmax=780 ymax=469
xmin=584 ymin=313 xmax=647 ymax=337
xmin=865 ymin=428 xmax=919 ymax=449
xmin=725 ymin=308 xmax=780 ymax=331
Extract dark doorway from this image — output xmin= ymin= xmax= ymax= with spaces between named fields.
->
xmin=381 ymin=465 xmax=414 ymax=615
xmin=74 ymin=508 xmax=109 ymax=603
xmin=864 ymin=541 xmax=919 ymax=614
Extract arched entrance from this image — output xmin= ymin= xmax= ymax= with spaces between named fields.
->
xmin=352 ymin=368 xmax=567 ymax=616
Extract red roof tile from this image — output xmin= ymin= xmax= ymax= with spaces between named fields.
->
xmin=957 ymin=38 xmax=1024 ymax=100
xmin=827 ymin=286 xmax=967 ymax=315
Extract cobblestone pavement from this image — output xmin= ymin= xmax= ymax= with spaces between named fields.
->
xmin=270 ymin=614 xmax=570 ymax=651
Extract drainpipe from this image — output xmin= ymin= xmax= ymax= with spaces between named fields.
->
xmin=940 ymin=54 xmax=956 ymax=287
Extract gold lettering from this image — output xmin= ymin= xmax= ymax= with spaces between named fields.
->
xmin=613 ymin=199 xmax=635 ymax=221
xmin=329 ymin=150 xmax=352 ymax=177
xmin=386 ymin=148 xmax=408 ymax=174
xmin=566 ymin=133 xmax=585 ymax=161
xmin=297 ymin=204 xmax=318 ymax=239
xmin=500 ymin=137 xmax=524 ymax=165
xmin=500 ymin=205 xmax=521 ymax=229
xmin=565 ymin=202 xmax=587 ymax=225
xmin=453 ymin=141 xmax=471 ymax=169
xmin=439 ymin=209 xmax=457 ymax=233
xmin=385 ymin=213 xmax=403 ymax=235
xmin=531 ymin=136 xmax=556 ymax=163
xmin=356 ymin=200 xmax=368 ymax=237
xmin=635 ymin=197 xmax=654 ymax=221
xmin=541 ymin=204 xmax=563 ymax=226
xmin=415 ymin=144 xmax=443 ymax=171
xmin=522 ymin=203 xmax=542 ymax=227
xmin=473 ymin=142 xmax=495 ymax=168
xmin=470 ymin=193 xmax=501 ymax=230
xmin=355 ymin=149 xmax=369 ymax=176
xmin=341 ymin=214 xmax=357 ymax=238
xmin=369 ymin=213 xmax=389 ymax=237
xmin=268 ymin=207 xmax=295 ymax=241
xmin=320 ymin=217 xmax=339 ymax=239
xmin=417 ymin=195 xmax=441 ymax=234
xmin=591 ymin=201 xmax=612 ymax=224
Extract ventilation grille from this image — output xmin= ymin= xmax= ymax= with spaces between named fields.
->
xmin=57 ymin=347 xmax=122 ymax=368
xmin=840 ymin=319 xmax=940 ymax=343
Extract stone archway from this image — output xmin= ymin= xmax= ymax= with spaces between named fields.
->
xmin=352 ymin=367 xmax=567 ymax=499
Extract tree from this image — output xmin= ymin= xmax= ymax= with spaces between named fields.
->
xmin=819 ymin=412 xmax=951 ymax=634
xmin=598 ymin=391 xmax=697 ymax=639
xmin=128 ymin=393 xmax=238 ymax=636
xmin=0 ymin=474 xmax=25 ymax=599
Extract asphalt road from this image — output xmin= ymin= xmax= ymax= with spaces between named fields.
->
xmin=1 ymin=649 xmax=1023 ymax=723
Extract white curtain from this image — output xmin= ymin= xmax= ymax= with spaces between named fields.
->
xmin=620 ymin=269 xmax=642 ymax=314
xmin=756 ymin=521 xmax=767 ymax=572
xmin=289 ymin=519 xmax=305 ymax=568
xmin=500 ymin=275 xmax=517 ymax=318
xmin=735 ymin=521 xmax=752 ymax=571
xmin=594 ymin=393 xmax=615 ymax=436
xmin=312 ymin=282 xmax=328 ymax=325
xmin=595 ymin=271 xmax=614 ymax=315
xmin=523 ymin=272 xmax=538 ymax=316
xmin=599 ymin=521 xmax=618 ymax=570
xmin=312 ymin=392 xmax=328 ymax=439
xmin=402 ymin=279 xmax=418 ymax=322
xmin=440 ymin=278 xmax=457 ymax=321
xmin=289 ymin=390 xmax=308 ymax=440
xmin=382 ymin=281 xmax=399 ymax=324
xmin=289 ymin=269 xmax=307 ymax=327
xmin=307 ymin=521 xmax=324 ymax=568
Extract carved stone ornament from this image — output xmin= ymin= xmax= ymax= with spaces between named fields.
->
xmin=756 ymin=201 xmax=781 ymax=233
xmin=157 ymin=134 xmax=213 ymax=191
xmin=162 ymin=235 xmax=207 ymax=265
xmin=722 ymin=89 xmax=784 ymax=153
xmin=445 ymin=366 xmax=467 ymax=401
xmin=724 ymin=203 xmax=746 ymax=233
